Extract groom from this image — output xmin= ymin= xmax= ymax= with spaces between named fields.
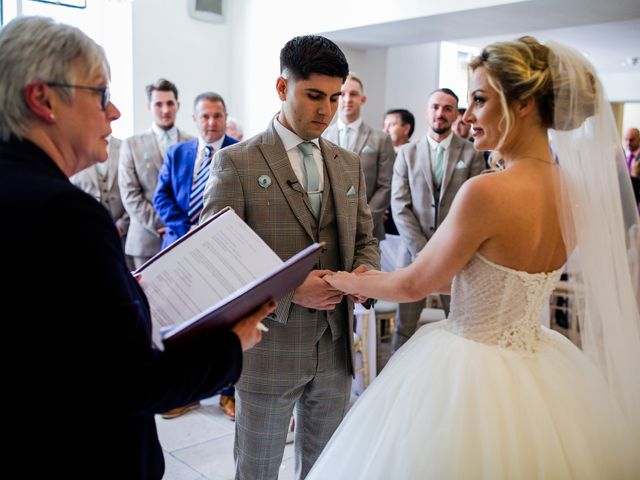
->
xmin=200 ymin=35 xmax=380 ymax=479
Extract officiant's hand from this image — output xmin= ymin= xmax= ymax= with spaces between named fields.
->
xmin=232 ymin=300 xmax=277 ymax=351
xmin=292 ymin=269 xmax=343 ymax=310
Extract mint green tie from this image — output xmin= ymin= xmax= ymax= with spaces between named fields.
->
xmin=297 ymin=142 xmax=322 ymax=218
xmin=160 ymin=131 xmax=171 ymax=156
xmin=433 ymin=144 xmax=445 ymax=185
xmin=340 ymin=126 xmax=351 ymax=149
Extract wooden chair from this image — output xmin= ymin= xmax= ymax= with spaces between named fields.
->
xmin=374 ymin=300 xmax=397 ymax=341
xmin=353 ymin=311 xmax=370 ymax=389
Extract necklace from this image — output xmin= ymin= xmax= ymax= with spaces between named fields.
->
xmin=512 ymin=156 xmax=555 ymax=165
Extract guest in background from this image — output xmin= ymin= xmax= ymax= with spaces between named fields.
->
xmin=383 ymin=108 xmax=415 ymax=154
xmin=382 ymin=108 xmax=415 ymax=234
xmin=119 ymin=78 xmax=193 ymax=269
xmin=226 ymin=115 xmax=244 ymax=141
xmin=323 ymin=72 xmax=395 ymax=242
xmin=71 ymin=135 xmax=134 ymax=269
xmin=391 ymin=88 xmax=485 ymax=351
xmin=453 ymin=107 xmax=472 ymax=140
xmin=153 ymin=92 xmax=238 ymax=420
xmin=625 ymin=127 xmax=639 ymax=176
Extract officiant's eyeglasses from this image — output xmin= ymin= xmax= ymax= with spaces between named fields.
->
xmin=45 ymin=82 xmax=111 ymax=111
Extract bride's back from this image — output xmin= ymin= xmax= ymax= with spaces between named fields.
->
xmin=475 ymin=162 xmax=566 ymax=274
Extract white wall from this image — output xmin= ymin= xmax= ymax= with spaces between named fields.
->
xmin=385 ymin=42 xmax=441 ymax=140
xmin=5 ymin=0 xmax=134 ymax=140
xmin=338 ymin=46 xmax=389 ymax=130
xmin=601 ymin=72 xmax=640 ymax=103
xmin=131 ymin=0 xmax=234 ymax=136
xmin=128 ymin=0 xmax=640 ymax=141
xmin=622 ymin=103 xmax=640 ymax=138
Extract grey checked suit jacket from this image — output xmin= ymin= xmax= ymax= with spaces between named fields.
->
xmin=118 ymin=128 xmax=193 ymax=257
xmin=392 ymin=134 xmax=485 ymax=262
xmin=71 ymin=137 xmax=129 ymax=235
xmin=324 ymin=122 xmax=394 ymax=241
xmin=200 ymin=120 xmax=379 ymax=383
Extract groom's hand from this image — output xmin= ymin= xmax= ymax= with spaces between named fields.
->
xmin=292 ymin=269 xmax=344 ymax=310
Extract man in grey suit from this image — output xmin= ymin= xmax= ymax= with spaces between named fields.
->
xmin=119 ymin=78 xmax=193 ymax=268
xmin=71 ymin=136 xmax=133 ymax=269
xmin=391 ymin=88 xmax=485 ymax=351
xmin=201 ymin=36 xmax=379 ymax=480
xmin=323 ymin=73 xmax=394 ymax=242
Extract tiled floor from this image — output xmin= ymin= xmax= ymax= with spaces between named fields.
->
xmin=157 ymin=395 xmax=296 ymax=480
xmin=157 ymin=340 xmax=393 ymax=479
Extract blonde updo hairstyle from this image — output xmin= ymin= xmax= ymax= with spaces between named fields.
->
xmin=469 ymin=36 xmax=598 ymax=169
xmin=468 ymin=36 xmax=554 ymax=168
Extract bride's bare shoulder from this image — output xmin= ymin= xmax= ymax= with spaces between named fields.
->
xmin=458 ymin=169 xmax=509 ymax=200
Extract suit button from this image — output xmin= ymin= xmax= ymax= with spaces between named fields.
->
xmin=431 ymin=204 xmax=435 ymax=208
xmin=430 ymin=226 xmax=435 ymax=231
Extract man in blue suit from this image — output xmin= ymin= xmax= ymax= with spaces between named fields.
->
xmin=153 ymin=91 xmax=239 ymax=419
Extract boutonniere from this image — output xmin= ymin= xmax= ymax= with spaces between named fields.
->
xmin=258 ymin=175 xmax=272 ymax=188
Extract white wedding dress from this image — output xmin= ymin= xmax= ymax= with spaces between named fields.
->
xmin=306 ymin=253 xmax=638 ymax=479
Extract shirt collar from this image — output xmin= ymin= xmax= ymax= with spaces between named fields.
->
xmin=151 ymin=123 xmax=178 ymax=139
xmin=426 ymin=130 xmax=454 ymax=151
xmin=198 ymin=135 xmax=225 ymax=152
xmin=337 ymin=116 xmax=362 ymax=132
xmin=273 ymin=116 xmax=321 ymax=151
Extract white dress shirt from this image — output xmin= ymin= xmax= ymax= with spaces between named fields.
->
xmin=193 ymin=136 xmax=225 ymax=180
xmin=273 ymin=118 xmax=324 ymax=192
xmin=337 ymin=117 xmax=363 ymax=151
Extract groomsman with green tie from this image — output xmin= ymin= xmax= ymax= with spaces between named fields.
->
xmin=391 ymin=88 xmax=485 ymax=351
xmin=323 ymin=72 xmax=395 ymax=242
xmin=119 ymin=78 xmax=193 ymax=269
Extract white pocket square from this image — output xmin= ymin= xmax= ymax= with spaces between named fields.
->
xmin=361 ymin=145 xmax=375 ymax=153
xmin=346 ymin=185 xmax=356 ymax=196
xmin=455 ymin=160 xmax=467 ymax=169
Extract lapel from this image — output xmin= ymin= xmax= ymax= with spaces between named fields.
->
xmin=324 ymin=124 xmax=339 ymax=144
xmin=321 ymin=138 xmax=355 ymax=270
xmin=182 ymin=139 xmax=198 ymax=187
xmin=417 ymin=136 xmax=436 ymax=204
xmin=353 ymin=123 xmax=370 ymax=154
xmin=440 ymin=134 xmax=462 ymax=199
xmin=258 ymin=122 xmax=316 ymax=241
xmin=106 ymin=138 xmax=120 ymax=190
xmin=145 ymin=129 xmax=164 ymax=171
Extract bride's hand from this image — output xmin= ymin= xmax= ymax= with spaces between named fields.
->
xmin=324 ymin=270 xmax=358 ymax=295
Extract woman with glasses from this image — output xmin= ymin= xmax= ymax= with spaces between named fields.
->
xmin=0 ymin=16 xmax=274 ymax=479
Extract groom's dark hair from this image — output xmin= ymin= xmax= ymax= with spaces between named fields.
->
xmin=280 ymin=35 xmax=349 ymax=82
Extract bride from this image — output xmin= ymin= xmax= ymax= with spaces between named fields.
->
xmin=306 ymin=36 xmax=640 ymax=479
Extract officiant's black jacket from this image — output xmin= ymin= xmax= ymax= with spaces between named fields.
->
xmin=1 ymin=137 xmax=243 ymax=479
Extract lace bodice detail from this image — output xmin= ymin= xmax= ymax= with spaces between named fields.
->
xmin=444 ymin=254 xmax=562 ymax=352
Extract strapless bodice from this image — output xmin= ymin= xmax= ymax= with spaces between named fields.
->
xmin=444 ymin=253 xmax=563 ymax=352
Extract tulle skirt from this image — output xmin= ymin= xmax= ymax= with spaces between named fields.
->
xmin=306 ymin=322 xmax=638 ymax=479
